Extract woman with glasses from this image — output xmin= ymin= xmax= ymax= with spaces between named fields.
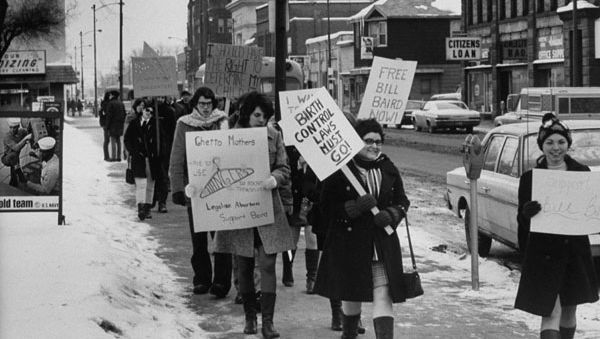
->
xmin=314 ymin=118 xmax=410 ymax=339
xmin=515 ymin=113 xmax=598 ymax=339
xmin=169 ymin=86 xmax=233 ymax=299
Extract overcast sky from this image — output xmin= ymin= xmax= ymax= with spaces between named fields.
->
xmin=65 ymin=0 xmax=188 ymax=86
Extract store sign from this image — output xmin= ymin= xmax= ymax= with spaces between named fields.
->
xmin=502 ymin=39 xmax=527 ymax=61
xmin=538 ymin=34 xmax=564 ymax=60
xmin=446 ymin=37 xmax=481 ymax=60
xmin=0 ymin=50 xmax=46 ymax=75
xmin=361 ymin=36 xmax=374 ymax=60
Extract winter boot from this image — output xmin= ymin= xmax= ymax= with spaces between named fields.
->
xmin=357 ymin=317 xmax=366 ymax=334
xmin=242 ymin=292 xmax=258 ymax=334
xmin=373 ymin=316 xmax=394 ymax=339
xmin=143 ymin=203 xmax=152 ymax=219
xmin=260 ymin=292 xmax=280 ymax=338
xmin=282 ymin=251 xmax=295 ymax=287
xmin=559 ymin=327 xmax=576 ymax=339
xmin=137 ymin=203 xmax=146 ymax=221
xmin=341 ymin=313 xmax=361 ymax=339
xmin=540 ymin=329 xmax=561 ymax=339
xmin=305 ymin=249 xmax=319 ymax=294
xmin=330 ymin=299 xmax=343 ymax=331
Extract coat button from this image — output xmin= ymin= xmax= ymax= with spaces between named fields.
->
xmin=347 ymin=227 xmax=352 ymax=232
xmin=346 ymin=186 xmax=350 ymax=191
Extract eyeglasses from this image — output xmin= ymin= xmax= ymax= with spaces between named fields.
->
xmin=363 ymin=138 xmax=383 ymax=146
xmin=197 ymin=101 xmax=212 ymax=107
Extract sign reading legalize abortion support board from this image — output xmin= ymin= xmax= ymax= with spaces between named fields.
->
xmin=531 ymin=169 xmax=600 ymax=235
xmin=279 ymin=87 xmax=364 ymax=181
xmin=204 ymin=43 xmax=264 ymax=98
xmin=357 ymin=57 xmax=417 ymax=125
xmin=131 ymin=56 xmax=178 ymax=97
xmin=185 ymin=127 xmax=273 ymax=232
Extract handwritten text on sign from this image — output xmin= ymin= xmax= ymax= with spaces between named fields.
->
xmin=279 ymin=87 xmax=364 ymax=180
xmin=357 ymin=57 xmax=417 ymax=125
xmin=185 ymin=128 xmax=273 ymax=232
xmin=131 ymin=57 xmax=178 ymax=97
xmin=531 ymin=169 xmax=600 ymax=235
xmin=204 ymin=43 xmax=264 ymax=98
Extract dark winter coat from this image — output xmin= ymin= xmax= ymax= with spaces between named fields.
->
xmin=123 ymin=117 xmax=161 ymax=180
xmin=314 ymin=155 xmax=411 ymax=303
xmin=105 ymin=98 xmax=126 ymax=137
xmin=514 ymin=155 xmax=599 ymax=316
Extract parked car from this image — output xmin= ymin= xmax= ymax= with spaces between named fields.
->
xmin=394 ymin=99 xmax=425 ymax=128
xmin=445 ymin=120 xmax=600 ymax=258
xmin=412 ymin=100 xmax=481 ymax=133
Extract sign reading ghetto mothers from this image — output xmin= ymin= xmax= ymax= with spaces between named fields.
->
xmin=131 ymin=56 xmax=178 ymax=97
xmin=531 ymin=169 xmax=600 ymax=235
xmin=279 ymin=87 xmax=364 ymax=181
xmin=204 ymin=43 xmax=264 ymax=98
xmin=185 ymin=127 xmax=273 ymax=232
xmin=357 ymin=57 xmax=417 ymax=125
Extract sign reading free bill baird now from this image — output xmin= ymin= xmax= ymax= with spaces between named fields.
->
xmin=185 ymin=127 xmax=273 ymax=232
xmin=279 ymin=87 xmax=364 ymax=181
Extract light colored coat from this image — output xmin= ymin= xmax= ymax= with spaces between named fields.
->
xmin=213 ymin=126 xmax=296 ymax=257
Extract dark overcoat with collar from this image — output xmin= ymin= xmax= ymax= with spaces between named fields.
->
xmin=313 ymin=155 xmax=410 ymax=303
xmin=515 ymin=155 xmax=599 ymax=316
xmin=123 ymin=116 xmax=161 ymax=180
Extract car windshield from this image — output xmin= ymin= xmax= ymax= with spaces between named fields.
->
xmin=523 ymin=129 xmax=600 ymax=171
xmin=406 ymin=101 xmax=423 ymax=110
xmin=434 ymin=101 xmax=468 ymax=110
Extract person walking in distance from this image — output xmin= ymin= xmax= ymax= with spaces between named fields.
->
xmin=515 ymin=113 xmax=598 ymax=339
xmin=104 ymin=90 xmax=126 ymax=161
xmin=314 ymin=119 xmax=410 ymax=339
xmin=169 ymin=87 xmax=233 ymax=298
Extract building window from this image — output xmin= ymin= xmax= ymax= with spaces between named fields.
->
xmin=511 ymin=0 xmax=517 ymax=17
xmin=421 ymin=79 xmax=431 ymax=95
xmin=467 ymin=0 xmax=473 ymax=25
xmin=477 ymin=0 xmax=483 ymax=24
xmin=487 ymin=0 xmax=493 ymax=22
xmin=499 ymin=0 xmax=506 ymax=19
xmin=218 ymin=19 xmax=225 ymax=33
xmin=368 ymin=21 xmax=387 ymax=46
xmin=537 ymin=0 xmax=544 ymax=13
xmin=523 ymin=1 xmax=529 ymax=15
xmin=550 ymin=0 xmax=558 ymax=11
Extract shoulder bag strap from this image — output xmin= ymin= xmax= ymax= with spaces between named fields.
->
xmin=404 ymin=212 xmax=418 ymax=271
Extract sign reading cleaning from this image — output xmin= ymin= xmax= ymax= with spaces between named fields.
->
xmin=0 ymin=50 xmax=46 ymax=75
xmin=445 ymin=37 xmax=481 ymax=60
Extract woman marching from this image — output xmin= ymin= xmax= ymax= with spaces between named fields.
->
xmin=314 ymin=118 xmax=410 ymax=339
xmin=515 ymin=113 xmax=598 ymax=339
xmin=123 ymin=98 xmax=160 ymax=220
xmin=212 ymin=91 xmax=296 ymax=339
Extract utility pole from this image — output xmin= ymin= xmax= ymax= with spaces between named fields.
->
xmin=74 ymin=46 xmax=78 ymax=98
xmin=119 ymin=0 xmax=124 ymax=100
xmin=80 ymin=31 xmax=85 ymax=100
xmin=93 ymin=4 xmax=98 ymax=117
xmin=274 ymin=0 xmax=287 ymax=121
xmin=572 ymin=0 xmax=581 ymax=86
xmin=327 ymin=0 xmax=332 ymax=95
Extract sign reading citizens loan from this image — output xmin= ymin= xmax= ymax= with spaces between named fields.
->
xmin=185 ymin=127 xmax=273 ymax=232
xmin=357 ymin=57 xmax=417 ymax=125
xmin=279 ymin=87 xmax=364 ymax=181
xmin=204 ymin=43 xmax=264 ymax=98
xmin=131 ymin=56 xmax=178 ymax=97
xmin=446 ymin=37 xmax=481 ymax=60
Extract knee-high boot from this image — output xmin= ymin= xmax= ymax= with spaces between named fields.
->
xmin=282 ymin=251 xmax=295 ymax=287
xmin=242 ymin=292 xmax=258 ymax=334
xmin=373 ymin=316 xmax=394 ymax=339
xmin=341 ymin=313 xmax=360 ymax=339
xmin=559 ymin=327 xmax=576 ymax=339
xmin=305 ymin=249 xmax=319 ymax=294
xmin=260 ymin=292 xmax=280 ymax=338
xmin=143 ymin=203 xmax=152 ymax=219
xmin=137 ymin=203 xmax=146 ymax=221
xmin=540 ymin=329 xmax=561 ymax=339
xmin=329 ymin=299 xmax=342 ymax=331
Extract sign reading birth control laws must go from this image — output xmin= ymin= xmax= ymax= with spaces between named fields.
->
xmin=357 ymin=57 xmax=417 ymax=125
xmin=185 ymin=127 xmax=274 ymax=232
xmin=132 ymin=56 xmax=178 ymax=97
xmin=279 ymin=87 xmax=365 ymax=181
xmin=531 ymin=169 xmax=600 ymax=235
xmin=204 ymin=43 xmax=264 ymax=98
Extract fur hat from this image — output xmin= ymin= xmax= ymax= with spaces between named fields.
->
xmin=537 ymin=113 xmax=572 ymax=150
xmin=38 ymin=136 xmax=56 ymax=151
xmin=355 ymin=118 xmax=384 ymax=139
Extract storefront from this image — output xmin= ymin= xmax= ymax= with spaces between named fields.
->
xmin=534 ymin=31 xmax=565 ymax=87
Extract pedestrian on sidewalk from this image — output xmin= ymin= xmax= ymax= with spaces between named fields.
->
xmin=99 ymin=92 xmax=111 ymax=161
xmin=169 ymin=86 xmax=233 ymax=299
xmin=314 ymin=118 xmax=411 ymax=339
xmin=123 ymin=99 xmax=160 ymax=221
xmin=151 ymin=97 xmax=176 ymax=213
xmin=105 ymin=90 xmax=126 ymax=161
xmin=212 ymin=91 xmax=296 ymax=339
xmin=515 ymin=113 xmax=598 ymax=339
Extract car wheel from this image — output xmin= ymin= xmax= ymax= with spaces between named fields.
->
xmin=413 ymin=120 xmax=420 ymax=131
xmin=396 ymin=123 xmax=402 ymax=129
xmin=464 ymin=206 xmax=492 ymax=257
xmin=427 ymin=122 xmax=435 ymax=134
xmin=466 ymin=126 xmax=473 ymax=133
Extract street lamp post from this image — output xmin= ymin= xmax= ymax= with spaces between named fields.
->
xmin=93 ymin=1 xmax=124 ymax=101
xmin=80 ymin=30 xmax=99 ymax=103
xmin=93 ymin=4 xmax=98 ymax=117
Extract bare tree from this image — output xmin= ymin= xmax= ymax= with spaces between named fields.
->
xmin=0 ymin=0 xmax=65 ymax=59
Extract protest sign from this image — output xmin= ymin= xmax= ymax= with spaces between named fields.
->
xmin=132 ymin=56 xmax=178 ymax=97
xmin=279 ymin=87 xmax=364 ymax=181
xmin=204 ymin=43 xmax=264 ymax=98
xmin=279 ymin=88 xmax=319 ymax=119
xmin=357 ymin=57 xmax=417 ymax=125
xmin=531 ymin=169 xmax=600 ymax=235
xmin=185 ymin=127 xmax=273 ymax=232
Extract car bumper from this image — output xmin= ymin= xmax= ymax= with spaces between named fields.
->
xmin=433 ymin=119 xmax=480 ymax=128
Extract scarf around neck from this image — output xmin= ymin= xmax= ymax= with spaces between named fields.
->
xmin=181 ymin=108 xmax=227 ymax=128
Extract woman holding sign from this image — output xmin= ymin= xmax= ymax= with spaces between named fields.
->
xmin=213 ymin=91 xmax=295 ymax=339
xmin=515 ymin=113 xmax=598 ymax=339
xmin=314 ymin=119 xmax=410 ymax=339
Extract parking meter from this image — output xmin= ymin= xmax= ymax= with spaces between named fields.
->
xmin=461 ymin=134 xmax=483 ymax=290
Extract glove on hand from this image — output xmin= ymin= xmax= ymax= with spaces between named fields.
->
xmin=373 ymin=210 xmax=393 ymax=228
xmin=172 ymin=191 xmax=187 ymax=206
xmin=261 ymin=176 xmax=278 ymax=190
xmin=355 ymin=194 xmax=377 ymax=212
xmin=522 ymin=201 xmax=541 ymax=219
xmin=284 ymin=205 xmax=293 ymax=216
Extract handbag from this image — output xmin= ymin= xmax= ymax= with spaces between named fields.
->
xmin=402 ymin=213 xmax=424 ymax=299
xmin=125 ymin=156 xmax=135 ymax=185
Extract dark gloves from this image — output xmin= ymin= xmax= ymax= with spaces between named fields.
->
xmin=172 ymin=191 xmax=187 ymax=206
xmin=344 ymin=194 xmax=377 ymax=219
xmin=373 ymin=210 xmax=393 ymax=228
xmin=522 ymin=201 xmax=541 ymax=219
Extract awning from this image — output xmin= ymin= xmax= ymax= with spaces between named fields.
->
xmin=533 ymin=58 xmax=564 ymax=64
xmin=0 ymin=64 xmax=78 ymax=85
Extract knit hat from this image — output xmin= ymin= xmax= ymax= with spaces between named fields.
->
xmin=355 ymin=118 xmax=384 ymax=139
xmin=8 ymin=118 xmax=21 ymax=127
xmin=537 ymin=113 xmax=571 ymax=150
xmin=38 ymin=136 xmax=56 ymax=151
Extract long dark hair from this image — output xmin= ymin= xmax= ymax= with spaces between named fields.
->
xmin=190 ymin=86 xmax=218 ymax=109
xmin=237 ymin=91 xmax=274 ymax=127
